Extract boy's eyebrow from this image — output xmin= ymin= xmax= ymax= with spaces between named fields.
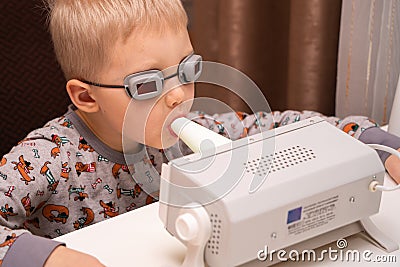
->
xmin=133 ymin=50 xmax=195 ymax=73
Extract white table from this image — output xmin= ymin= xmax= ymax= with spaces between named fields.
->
xmin=55 ymin=173 xmax=400 ymax=267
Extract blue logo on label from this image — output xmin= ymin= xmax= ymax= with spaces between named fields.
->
xmin=287 ymin=207 xmax=302 ymax=224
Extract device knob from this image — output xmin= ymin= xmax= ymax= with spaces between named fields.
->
xmin=176 ymin=213 xmax=199 ymax=242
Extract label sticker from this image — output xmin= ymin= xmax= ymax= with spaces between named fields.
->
xmin=288 ymin=195 xmax=338 ymax=236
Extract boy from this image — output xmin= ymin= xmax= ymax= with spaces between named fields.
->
xmin=1 ymin=0 xmax=399 ymax=266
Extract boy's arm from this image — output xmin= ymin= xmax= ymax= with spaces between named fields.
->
xmin=358 ymin=127 xmax=400 ymax=184
xmin=2 ymin=233 xmax=64 ymax=266
xmin=384 ymin=150 xmax=400 ymax=184
xmin=189 ymin=110 xmax=378 ymax=141
xmin=0 ymin=138 xmax=65 ymax=267
xmin=44 ymin=246 xmax=105 ymax=267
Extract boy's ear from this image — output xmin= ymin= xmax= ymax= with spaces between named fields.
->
xmin=66 ymin=79 xmax=99 ymax=113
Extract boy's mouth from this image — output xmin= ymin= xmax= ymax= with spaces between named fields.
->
xmin=167 ymin=114 xmax=187 ymax=138
xmin=168 ymin=125 xmax=179 ymax=138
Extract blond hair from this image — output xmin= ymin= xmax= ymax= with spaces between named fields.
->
xmin=45 ymin=0 xmax=188 ymax=81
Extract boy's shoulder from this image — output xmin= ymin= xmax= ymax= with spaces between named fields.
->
xmin=10 ymin=109 xmax=80 ymax=155
xmin=25 ymin=116 xmax=76 ymax=142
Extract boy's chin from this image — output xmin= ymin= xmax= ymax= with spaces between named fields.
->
xmin=147 ymin=136 xmax=179 ymax=150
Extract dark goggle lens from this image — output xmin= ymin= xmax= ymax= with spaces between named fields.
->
xmin=179 ymin=56 xmax=202 ymax=83
xmin=125 ymin=70 xmax=163 ymax=100
xmin=136 ymin=81 xmax=158 ymax=95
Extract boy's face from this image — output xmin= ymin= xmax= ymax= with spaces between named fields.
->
xmin=91 ymin=28 xmax=195 ymax=150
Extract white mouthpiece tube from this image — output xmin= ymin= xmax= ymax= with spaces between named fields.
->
xmin=171 ymin=117 xmax=231 ymax=153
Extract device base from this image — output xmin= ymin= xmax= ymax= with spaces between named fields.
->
xmin=240 ymin=218 xmax=399 ymax=266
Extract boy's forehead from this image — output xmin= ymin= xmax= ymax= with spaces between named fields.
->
xmin=127 ymin=27 xmax=192 ymax=50
xmin=113 ymin=28 xmax=193 ymax=70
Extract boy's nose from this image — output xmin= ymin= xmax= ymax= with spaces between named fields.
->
xmin=165 ymin=86 xmax=185 ymax=108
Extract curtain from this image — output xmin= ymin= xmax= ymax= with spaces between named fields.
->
xmin=336 ymin=0 xmax=400 ymax=125
xmin=184 ymin=0 xmax=343 ymax=115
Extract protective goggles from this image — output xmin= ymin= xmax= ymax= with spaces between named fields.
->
xmin=82 ymin=53 xmax=202 ymax=100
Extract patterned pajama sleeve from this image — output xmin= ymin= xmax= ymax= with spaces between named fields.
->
xmin=0 ymin=137 xmax=65 ymax=266
xmin=188 ymin=110 xmax=377 ymax=140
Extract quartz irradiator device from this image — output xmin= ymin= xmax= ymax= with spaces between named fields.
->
xmin=159 ymin=117 xmax=398 ymax=267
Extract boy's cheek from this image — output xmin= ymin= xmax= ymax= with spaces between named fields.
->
xmin=122 ymin=92 xmax=193 ymax=147
xmin=151 ymin=133 xmax=179 ymax=149
xmin=122 ymin=99 xmax=159 ymax=142
xmin=185 ymin=83 xmax=195 ymax=100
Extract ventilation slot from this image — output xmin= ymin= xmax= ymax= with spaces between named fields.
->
xmin=244 ymin=146 xmax=316 ymax=176
xmin=207 ymin=213 xmax=221 ymax=255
